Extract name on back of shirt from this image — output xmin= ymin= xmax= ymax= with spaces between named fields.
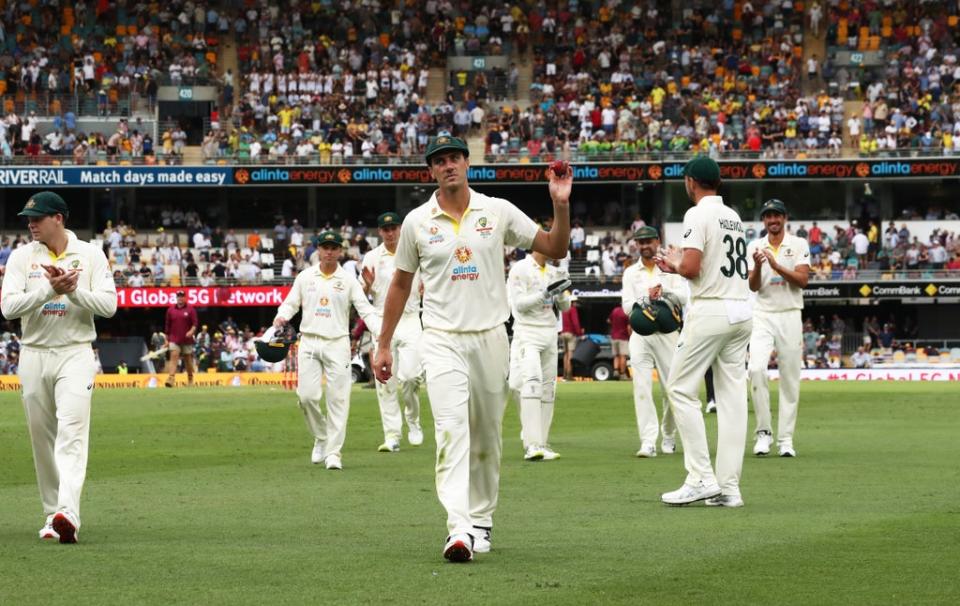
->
xmin=718 ymin=219 xmax=744 ymax=232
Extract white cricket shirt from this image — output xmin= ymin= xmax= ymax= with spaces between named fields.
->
xmin=1 ymin=230 xmax=117 ymax=348
xmin=680 ymin=196 xmax=750 ymax=301
xmin=507 ymin=256 xmax=570 ymax=329
xmin=746 ymin=233 xmax=810 ymax=312
xmin=360 ymin=243 xmax=421 ymax=316
xmin=621 ymin=260 xmax=690 ymax=314
xmin=275 ymin=264 xmax=381 ymax=338
xmin=395 ymin=188 xmax=539 ymax=332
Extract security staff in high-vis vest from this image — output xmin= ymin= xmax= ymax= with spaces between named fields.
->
xmin=1 ymin=191 xmax=118 ymax=543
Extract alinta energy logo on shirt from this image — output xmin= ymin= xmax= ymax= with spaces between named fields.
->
xmin=41 ymin=301 xmax=67 ymax=317
xmin=427 ymin=225 xmax=445 ymax=245
xmin=315 ymin=296 xmax=332 ymax=318
xmin=451 ymin=246 xmax=479 ymax=282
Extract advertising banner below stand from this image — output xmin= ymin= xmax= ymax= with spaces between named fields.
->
xmin=571 ymin=280 xmax=960 ymax=300
xmin=769 ymin=368 xmax=960 ymax=382
xmin=117 ymin=286 xmax=292 ymax=308
xmin=0 ymin=372 xmax=292 ymax=391
xmin=1 ymin=158 xmax=957 ymax=188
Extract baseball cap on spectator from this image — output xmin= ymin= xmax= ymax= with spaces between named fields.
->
xmin=18 ymin=192 xmax=70 ymax=217
xmin=682 ymin=156 xmax=721 ymax=182
xmin=316 ymin=230 xmax=344 ymax=247
xmin=760 ymin=199 xmax=788 ymax=216
xmin=632 ymin=226 xmax=660 ymax=241
xmin=378 ymin=212 xmax=401 ymax=228
xmin=425 ymin=135 xmax=469 ymax=165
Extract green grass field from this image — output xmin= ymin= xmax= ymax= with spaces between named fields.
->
xmin=1 ymin=381 xmax=958 ymax=605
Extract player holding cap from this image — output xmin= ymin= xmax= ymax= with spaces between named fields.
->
xmin=747 ymin=199 xmax=810 ymax=458
xmin=373 ymin=135 xmax=571 ymax=562
xmin=655 ymin=156 xmax=753 ymax=508
xmin=621 ymin=226 xmax=685 ymax=458
xmin=273 ymin=230 xmax=382 ymax=470
xmin=1 ymin=191 xmax=117 ymax=543
xmin=164 ymin=289 xmax=198 ymax=387
xmin=360 ymin=211 xmax=424 ymax=453
xmin=507 ymin=247 xmax=571 ymax=462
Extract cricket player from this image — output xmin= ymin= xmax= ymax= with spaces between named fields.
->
xmin=655 ymin=156 xmax=753 ymax=508
xmin=1 ymin=191 xmax=117 ymax=543
xmin=360 ymin=211 xmax=424 ymax=453
xmin=274 ymin=230 xmax=382 ymax=470
xmin=164 ymin=289 xmax=198 ymax=387
xmin=621 ymin=226 xmax=684 ymax=458
xmin=373 ymin=135 xmax=571 ymax=562
xmin=507 ymin=249 xmax=571 ymax=462
xmin=747 ymin=199 xmax=810 ymax=458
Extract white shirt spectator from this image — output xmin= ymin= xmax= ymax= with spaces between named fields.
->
xmin=852 ymin=232 xmax=869 ymax=256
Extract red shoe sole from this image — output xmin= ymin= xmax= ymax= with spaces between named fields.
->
xmin=52 ymin=514 xmax=77 ymax=544
xmin=443 ymin=541 xmax=472 ymax=562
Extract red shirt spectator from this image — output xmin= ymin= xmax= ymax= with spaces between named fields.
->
xmin=561 ymin=305 xmax=583 ymax=336
xmin=165 ymin=292 xmax=198 ymax=345
xmin=809 ymin=224 xmax=822 ymax=245
xmin=608 ymin=306 xmax=630 ymax=341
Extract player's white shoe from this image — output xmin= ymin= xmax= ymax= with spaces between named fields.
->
xmin=471 ymin=526 xmax=492 ymax=553
xmin=378 ymin=440 xmax=400 ymax=453
xmin=39 ymin=515 xmax=59 ymax=540
xmin=407 ymin=426 xmax=424 ymax=446
xmin=541 ymin=446 xmax=561 ymax=461
xmin=705 ymin=494 xmax=745 ymax=508
xmin=636 ymin=443 xmax=657 ymax=458
xmin=443 ymin=533 xmax=474 ymax=562
xmin=778 ymin=443 xmax=797 ymax=457
xmin=51 ymin=511 xmax=79 ymax=544
xmin=753 ymin=431 xmax=773 ymax=456
xmin=524 ymin=445 xmax=545 ymax=461
xmin=661 ymin=481 xmax=721 ymax=505
xmin=324 ymin=454 xmax=343 ymax=470
xmin=705 ymin=400 xmax=717 ymax=413
xmin=310 ymin=439 xmax=325 ymax=464
xmin=661 ymin=437 xmax=676 ymax=454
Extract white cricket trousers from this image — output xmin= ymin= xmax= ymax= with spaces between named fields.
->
xmin=629 ymin=331 xmax=678 ymax=446
xmin=508 ymin=325 xmax=558 ymax=448
xmin=19 ymin=344 xmax=98 ymax=525
xmin=374 ymin=313 xmax=423 ymax=442
xmin=420 ymin=326 xmax=510 ymax=536
xmin=749 ymin=309 xmax=803 ymax=446
xmin=666 ymin=299 xmax=752 ymax=497
xmin=296 ymin=334 xmax=352 ymax=457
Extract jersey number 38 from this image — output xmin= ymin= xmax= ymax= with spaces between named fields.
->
xmin=720 ymin=235 xmax=748 ymax=279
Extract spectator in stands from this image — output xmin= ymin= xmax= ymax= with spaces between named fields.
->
xmin=851 ymin=346 xmax=871 ymax=368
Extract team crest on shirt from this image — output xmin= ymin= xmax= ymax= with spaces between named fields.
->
xmin=782 ymin=247 xmax=793 ymax=257
xmin=332 ymin=280 xmax=344 ymax=292
xmin=454 ymin=246 xmax=473 ymax=263
xmin=474 ymin=216 xmax=493 ymax=238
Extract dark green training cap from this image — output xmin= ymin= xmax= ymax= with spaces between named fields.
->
xmin=378 ymin=212 xmax=401 ymax=228
xmin=425 ymin=134 xmax=470 ymax=165
xmin=632 ymin=226 xmax=659 ymax=241
xmin=316 ymin=230 xmax=344 ymax=247
xmin=682 ymin=155 xmax=721 ymax=182
xmin=18 ymin=191 xmax=69 ymax=217
xmin=760 ymin=198 xmax=788 ymax=216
